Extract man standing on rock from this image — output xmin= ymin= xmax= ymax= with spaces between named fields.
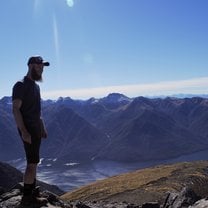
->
xmin=12 ymin=55 xmax=49 ymax=206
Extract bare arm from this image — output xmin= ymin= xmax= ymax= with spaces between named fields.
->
xmin=12 ymin=99 xmax=31 ymax=144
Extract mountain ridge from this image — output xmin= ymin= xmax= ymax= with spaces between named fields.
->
xmin=1 ymin=94 xmax=208 ymax=163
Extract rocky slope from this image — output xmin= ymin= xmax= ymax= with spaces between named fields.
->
xmin=61 ymin=160 xmax=208 ymax=207
xmin=2 ymin=161 xmax=208 ymax=207
xmin=41 ymin=105 xmax=109 ymax=161
xmin=0 ymin=183 xmax=73 ymax=208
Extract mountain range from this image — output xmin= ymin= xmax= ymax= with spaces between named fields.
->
xmin=1 ymin=93 xmax=208 ymax=163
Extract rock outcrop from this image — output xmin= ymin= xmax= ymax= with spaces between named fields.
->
xmin=1 ymin=183 xmax=208 ymax=208
xmin=0 ymin=183 xmax=72 ymax=208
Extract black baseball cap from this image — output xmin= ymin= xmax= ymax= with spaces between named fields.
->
xmin=27 ymin=56 xmax=50 ymax=66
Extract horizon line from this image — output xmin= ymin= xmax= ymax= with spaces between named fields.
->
xmin=2 ymin=76 xmax=208 ymax=100
xmin=41 ymin=76 xmax=208 ymax=100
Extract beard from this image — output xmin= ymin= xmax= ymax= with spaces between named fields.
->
xmin=31 ymin=67 xmax=43 ymax=82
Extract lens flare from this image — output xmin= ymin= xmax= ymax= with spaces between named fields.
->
xmin=66 ymin=0 xmax=74 ymax=7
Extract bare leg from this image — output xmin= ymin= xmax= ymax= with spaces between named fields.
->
xmin=21 ymin=163 xmax=47 ymax=206
xmin=24 ymin=163 xmax=37 ymax=184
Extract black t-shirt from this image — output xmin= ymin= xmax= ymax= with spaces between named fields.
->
xmin=12 ymin=76 xmax=41 ymax=125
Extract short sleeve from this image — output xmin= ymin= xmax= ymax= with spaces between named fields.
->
xmin=12 ymin=81 xmax=24 ymax=101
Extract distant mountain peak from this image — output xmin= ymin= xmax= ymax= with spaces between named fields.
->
xmin=0 ymin=96 xmax=12 ymax=105
xmin=103 ymin=93 xmax=132 ymax=103
xmin=87 ymin=97 xmax=99 ymax=104
xmin=56 ymin=96 xmax=73 ymax=102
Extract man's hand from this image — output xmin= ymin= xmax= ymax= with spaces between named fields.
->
xmin=21 ymin=130 xmax=32 ymax=144
xmin=13 ymin=99 xmax=31 ymax=144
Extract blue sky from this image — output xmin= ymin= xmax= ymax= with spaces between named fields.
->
xmin=1 ymin=0 xmax=208 ymax=99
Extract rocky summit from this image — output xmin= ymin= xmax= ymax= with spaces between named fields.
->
xmin=2 ymin=161 xmax=208 ymax=207
xmin=0 ymin=183 xmax=72 ymax=208
xmin=1 ymin=183 xmax=208 ymax=208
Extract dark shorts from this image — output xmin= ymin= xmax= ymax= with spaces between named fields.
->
xmin=18 ymin=123 xmax=42 ymax=164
